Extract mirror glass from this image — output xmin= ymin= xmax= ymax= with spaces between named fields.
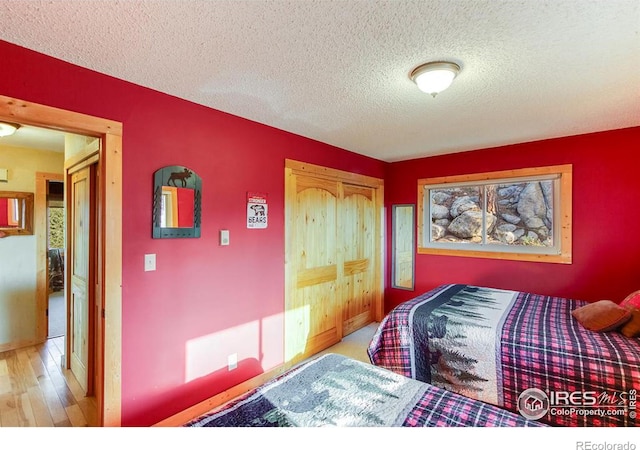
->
xmin=0 ymin=191 xmax=34 ymax=237
xmin=153 ymin=166 xmax=201 ymax=238
xmin=160 ymin=186 xmax=195 ymax=228
xmin=391 ymin=204 xmax=415 ymax=290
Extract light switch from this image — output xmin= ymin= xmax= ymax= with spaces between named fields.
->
xmin=144 ymin=254 xmax=156 ymax=271
xmin=220 ymin=230 xmax=230 ymax=246
xmin=228 ymin=353 xmax=238 ymax=371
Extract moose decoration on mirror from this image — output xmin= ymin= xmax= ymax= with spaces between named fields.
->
xmin=152 ymin=165 xmax=202 ymax=238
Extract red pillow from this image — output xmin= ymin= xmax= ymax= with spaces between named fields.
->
xmin=572 ymin=300 xmax=631 ymax=332
xmin=620 ymin=290 xmax=640 ymax=309
xmin=619 ymin=308 xmax=640 ymax=338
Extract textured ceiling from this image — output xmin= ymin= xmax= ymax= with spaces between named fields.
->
xmin=1 ymin=0 xmax=639 ymax=162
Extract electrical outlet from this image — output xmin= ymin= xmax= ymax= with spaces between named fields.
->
xmin=228 ymin=353 xmax=238 ymax=371
xmin=220 ymin=229 xmax=230 ymax=246
xmin=144 ymin=254 xmax=156 ymax=271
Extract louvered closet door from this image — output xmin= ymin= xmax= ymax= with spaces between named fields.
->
xmin=341 ymin=184 xmax=376 ymax=336
xmin=285 ymin=172 xmax=342 ymax=362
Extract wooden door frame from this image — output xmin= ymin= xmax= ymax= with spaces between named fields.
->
xmin=0 ymin=95 xmax=123 ymax=427
xmin=284 ymin=159 xmax=384 ymax=364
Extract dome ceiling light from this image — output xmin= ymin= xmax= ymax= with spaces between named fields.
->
xmin=410 ymin=61 xmax=461 ymax=97
xmin=0 ymin=122 xmax=20 ymax=137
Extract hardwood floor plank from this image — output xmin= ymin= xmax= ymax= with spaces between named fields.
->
xmin=0 ymin=339 xmax=96 ymax=427
xmin=0 ymin=393 xmax=19 ymax=427
xmin=37 ymin=342 xmax=60 ymax=373
xmin=77 ymin=396 xmax=98 ymax=427
xmin=65 ymin=403 xmax=87 ymax=427
xmin=26 ymin=345 xmax=46 ymax=380
xmin=0 ymin=358 xmax=10 ymax=396
xmin=50 ymin=377 xmax=78 ymax=408
xmin=63 ymin=367 xmax=86 ymax=402
xmin=0 ymin=357 xmax=8 ymax=376
xmin=0 ymin=374 xmax=10 ymax=396
xmin=27 ymin=386 xmax=54 ymax=427
xmin=40 ymin=344 xmax=77 ymax=409
xmin=51 ymin=337 xmax=66 ymax=357
xmin=54 ymin=417 xmax=72 ymax=427
xmin=5 ymin=351 xmax=28 ymax=395
xmin=45 ymin=338 xmax=63 ymax=363
xmin=15 ymin=392 xmax=36 ymax=426
xmin=38 ymin=376 xmax=69 ymax=424
xmin=16 ymin=348 xmax=39 ymax=389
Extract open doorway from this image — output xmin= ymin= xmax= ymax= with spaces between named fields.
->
xmin=47 ymin=180 xmax=65 ymax=339
xmin=1 ymin=94 xmax=122 ymax=426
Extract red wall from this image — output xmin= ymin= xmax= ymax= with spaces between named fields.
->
xmin=3 ymin=38 xmax=639 ymax=426
xmin=0 ymin=198 xmax=8 ymax=226
xmin=385 ymin=127 xmax=640 ymax=312
xmin=0 ymin=40 xmax=385 ymax=426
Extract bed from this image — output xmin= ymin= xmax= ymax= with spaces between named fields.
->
xmin=367 ymin=283 xmax=640 ymax=427
xmin=184 ymin=353 xmax=544 ymax=427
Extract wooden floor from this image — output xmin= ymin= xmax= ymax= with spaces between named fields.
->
xmin=0 ymin=337 xmax=97 ymax=427
xmin=1 ymin=324 xmax=378 ymax=428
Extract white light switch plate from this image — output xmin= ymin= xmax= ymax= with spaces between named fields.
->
xmin=144 ymin=254 xmax=156 ymax=271
xmin=220 ymin=230 xmax=230 ymax=246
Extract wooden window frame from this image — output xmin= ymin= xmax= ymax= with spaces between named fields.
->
xmin=417 ymin=165 xmax=572 ymax=264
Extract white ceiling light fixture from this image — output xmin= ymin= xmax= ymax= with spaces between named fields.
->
xmin=410 ymin=61 xmax=461 ymax=97
xmin=0 ymin=122 xmax=20 ymax=137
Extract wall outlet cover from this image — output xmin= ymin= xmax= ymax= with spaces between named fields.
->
xmin=220 ymin=229 xmax=230 ymax=246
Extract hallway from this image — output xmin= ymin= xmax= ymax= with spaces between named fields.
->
xmin=48 ymin=291 xmax=65 ymax=339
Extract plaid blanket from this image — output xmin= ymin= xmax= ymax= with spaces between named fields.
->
xmin=368 ymin=284 xmax=640 ymax=427
xmin=185 ymin=353 xmax=543 ymax=427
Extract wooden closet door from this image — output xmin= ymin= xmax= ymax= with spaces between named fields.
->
xmin=285 ymin=172 xmax=342 ymax=363
xmin=341 ymin=184 xmax=376 ymax=336
xmin=285 ymin=159 xmax=383 ymax=365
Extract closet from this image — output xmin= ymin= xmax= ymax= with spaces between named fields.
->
xmin=284 ymin=159 xmax=384 ymax=364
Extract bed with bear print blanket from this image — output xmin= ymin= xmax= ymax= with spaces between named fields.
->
xmin=184 ymin=353 xmax=543 ymax=427
xmin=367 ymin=284 xmax=640 ymax=426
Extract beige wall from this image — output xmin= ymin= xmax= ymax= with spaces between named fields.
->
xmin=65 ymin=133 xmax=99 ymax=160
xmin=0 ymin=144 xmax=64 ymax=347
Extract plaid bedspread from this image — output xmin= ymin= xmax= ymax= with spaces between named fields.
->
xmin=368 ymin=284 xmax=640 ymax=427
xmin=185 ymin=353 xmax=543 ymax=427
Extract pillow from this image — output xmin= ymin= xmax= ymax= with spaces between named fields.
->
xmin=571 ymin=300 xmax=631 ymax=332
xmin=620 ymin=290 xmax=640 ymax=310
xmin=619 ymin=308 xmax=640 ymax=338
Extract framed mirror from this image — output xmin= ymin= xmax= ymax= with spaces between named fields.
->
xmin=152 ymin=165 xmax=201 ymax=238
xmin=391 ymin=204 xmax=415 ymax=290
xmin=0 ymin=191 xmax=34 ymax=237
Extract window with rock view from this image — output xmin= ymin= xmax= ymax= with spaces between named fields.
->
xmin=417 ymin=165 xmax=572 ymax=264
